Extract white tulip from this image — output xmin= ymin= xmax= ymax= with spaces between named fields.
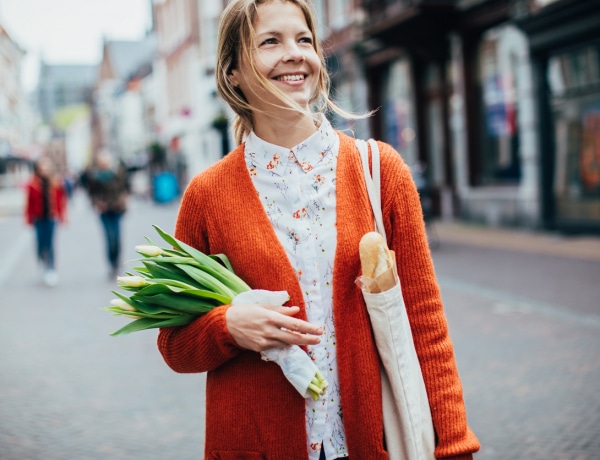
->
xmin=117 ymin=275 xmax=147 ymax=287
xmin=135 ymin=245 xmax=163 ymax=257
xmin=110 ymin=299 xmax=136 ymax=311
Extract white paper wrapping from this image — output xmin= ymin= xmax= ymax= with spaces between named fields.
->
xmin=232 ymin=290 xmax=318 ymax=398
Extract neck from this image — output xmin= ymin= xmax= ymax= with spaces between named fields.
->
xmin=252 ymin=111 xmax=318 ymax=148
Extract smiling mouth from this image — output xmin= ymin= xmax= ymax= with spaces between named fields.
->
xmin=275 ymin=74 xmax=306 ymax=82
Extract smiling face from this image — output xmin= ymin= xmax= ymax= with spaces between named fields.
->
xmin=229 ymin=1 xmax=321 ymax=119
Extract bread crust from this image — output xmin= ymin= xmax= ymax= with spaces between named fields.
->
xmin=359 ymin=232 xmax=393 ymax=278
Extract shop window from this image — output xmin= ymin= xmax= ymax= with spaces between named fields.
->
xmin=424 ymin=64 xmax=446 ymax=188
xmin=382 ymin=58 xmax=418 ymax=167
xmin=476 ymin=26 xmax=525 ymax=185
xmin=550 ymin=43 xmax=600 ymax=224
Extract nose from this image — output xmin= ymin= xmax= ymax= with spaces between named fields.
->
xmin=283 ymin=40 xmax=305 ymax=62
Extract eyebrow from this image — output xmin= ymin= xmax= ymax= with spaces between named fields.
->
xmin=256 ymin=29 xmax=311 ymax=38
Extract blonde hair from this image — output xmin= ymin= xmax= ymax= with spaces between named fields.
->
xmin=216 ymin=0 xmax=368 ymax=145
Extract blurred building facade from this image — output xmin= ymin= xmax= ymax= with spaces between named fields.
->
xmin=0 ymin=23 xmax=27 ymax=153
xmin=37 ymin=62 xmax=97 ymax=125
xmin=4 ymin=0 xmax=597 ymax=233
xmin=343 ymin=0 xmax=599 ymax=233
xmin=93 ymin=36 xmax=157 ymax=163
xmin=145 ymin=0 xmax=600 ymax=233
xmin=516 ymin=0 xmax=600 ymax=232
xmin=151 ymin=0 xmax=226 ymax=179
xmin=36 ymin=63 xmax=97 ymax=172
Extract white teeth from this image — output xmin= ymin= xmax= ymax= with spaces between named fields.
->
xmin=277 ymin=74 xmax=304 ymax=81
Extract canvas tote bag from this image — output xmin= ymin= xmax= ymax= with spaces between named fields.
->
xmin=355 ymin=139 xmax=436 ymax=460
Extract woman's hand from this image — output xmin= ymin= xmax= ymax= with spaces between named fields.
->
xmin=225 ymin=304 xmax=323 ymax=352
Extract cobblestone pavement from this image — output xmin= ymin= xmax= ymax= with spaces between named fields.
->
xmin=432 ymin=237 xmax=600 ymax=460
xmin=0 ymin=192 xmax=206 ymax=460
xmin=0 ymin=188 xmax=599 ymax=459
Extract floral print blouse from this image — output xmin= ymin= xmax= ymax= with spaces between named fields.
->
xmin=244 ymin=116 xmax=348 ymax=460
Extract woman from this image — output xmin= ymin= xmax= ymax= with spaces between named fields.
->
xmin=157 ymin=1 xmax=480 ymax=459
xmin=25 ymin=156 xmax=67 ymax=286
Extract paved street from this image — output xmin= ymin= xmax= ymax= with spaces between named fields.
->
xmin=0 ymin=190 xmax=205 ymax=460
xmin=0 ymin=187 xmax=599 ymax=459
xmin=431 ymin=232 xmax=600 ymax=460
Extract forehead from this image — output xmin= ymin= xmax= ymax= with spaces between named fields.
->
xmin=253 ymin=1 xmax=310 ymax=31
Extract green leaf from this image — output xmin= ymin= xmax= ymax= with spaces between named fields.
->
xmin=175 ymin=264 xmax=236 ymax=300
xmin=210 ymin=253 xmax=234 ymax=271
xmin=144 ymin=236 xmax=158 ymax=246
xmin=132 ymin=283 xmax=173 ymax=296
xmin=109 ymin=315 xmax=193 ymax=336
xmin=111 ymin=291 xmax=182 ymax=315
xmin=110 ymin=318 xmax=159 ymax=336
xmin=133 ymin=278 xmax=232 ymax=304
xmin=142 ymin=261 xmax=200 ymax=288
xmin=132 ymin=280 xmax=230 ymax=304
xmin=143 ymin=255 xmax=199 ymax=266
xmin=140 ymin=278 xmax=200 ymax=292
xmin=103 ymin=306 xmax=176 ymax=320
xmin=135 ymin=266 xmax=151 ymax=275
xmin=130 ymin=292 xmax=217 ymax=314
xmin=153 ymin=225 xmax=251 ymax=294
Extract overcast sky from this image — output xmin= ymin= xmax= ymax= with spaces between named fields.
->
xmin=0 ymin=0 xmax=152 ymax=91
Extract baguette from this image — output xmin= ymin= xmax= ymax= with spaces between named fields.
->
xmin=359 ymin=232 xmax=393 ymax=279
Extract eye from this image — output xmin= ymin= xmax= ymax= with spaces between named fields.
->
xmin=299 ymin=36 xmax=313 ymax=45
xmin=260 ymin=37 xmax=278 ymax=46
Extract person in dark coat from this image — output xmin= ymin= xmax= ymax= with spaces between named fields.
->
xmin=84 ymin=149 xmax=129 ymax=279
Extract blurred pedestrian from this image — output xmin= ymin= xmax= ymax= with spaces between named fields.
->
xmin=168 ymin=136 xmax=188 ymax=196
xmin=84 ymin=149 xmax=129 ymax=279
xmin=24 ymin=155 xmax=68 ymax=287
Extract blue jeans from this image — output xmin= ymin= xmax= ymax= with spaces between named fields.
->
xmin=100 ymin=211 xmax=123 ymax=269
xmin=34 ymin=219 xmax=56 ymax=269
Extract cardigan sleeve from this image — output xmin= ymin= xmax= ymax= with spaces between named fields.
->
xmin=378 ymin=142 xmax=480 ymax=459
xmin=156 ymin=175 xmax=242 ymax=374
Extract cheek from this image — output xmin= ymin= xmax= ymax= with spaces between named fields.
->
xmin=253 ymin=49 xmax=278 ymax=72
xmin=307 ymin=52 xmax=322 ymax=74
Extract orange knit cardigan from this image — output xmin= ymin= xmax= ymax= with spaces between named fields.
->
xmin=157 ymin=132 xmax=480 ymax=460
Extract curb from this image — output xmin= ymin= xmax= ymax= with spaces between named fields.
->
xmin=433 ymin=220 xmax=600 ymax=262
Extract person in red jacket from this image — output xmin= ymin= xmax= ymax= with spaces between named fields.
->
xmin=157 ymin=1 xmax=480 ymax=459
xmin=25 ymin=155 xmax=67 ymax=286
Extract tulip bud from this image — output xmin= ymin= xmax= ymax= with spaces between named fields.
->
xmin=110 ymin=299 xmax=136 ymax=312
xmin=135 ymin=245 xmax=163 ymax=257
xmin=117 ymin=275 xmax=147 ymax=287
xmin=109 ymin=299 xmax=140 ymax=319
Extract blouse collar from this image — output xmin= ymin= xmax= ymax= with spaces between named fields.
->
xmin=244 ymin=114 xmax=338 ymax=175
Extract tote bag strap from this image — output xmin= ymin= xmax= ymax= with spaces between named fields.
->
xmin=356 ymin=138 xmax=386 ymax=240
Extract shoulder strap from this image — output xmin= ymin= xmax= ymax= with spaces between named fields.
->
xmin=356 ymin=138 xmax=386 ymax=240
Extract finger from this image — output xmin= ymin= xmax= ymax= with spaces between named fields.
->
xmin=258 ymin=304 xmax=300 ymax=317
xmin=279 ymin=316 xmax=324 ymax=336
xmin=275 ymin=329 xmax=322 ymax=346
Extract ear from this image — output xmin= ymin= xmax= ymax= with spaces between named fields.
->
xmin=229 ymin=68 xmax=241 ymax=88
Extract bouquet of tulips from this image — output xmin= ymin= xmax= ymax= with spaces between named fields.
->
xmin=104 ymin=225 xmax=328 ymax=401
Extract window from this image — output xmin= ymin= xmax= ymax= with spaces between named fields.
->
xmin=476 ymin=25 xmax=526 ymax=185
xmin=550 ymin=43 xmax=600 ymax=224
xmin=382 ymin=58 xmax=418 ymax=167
